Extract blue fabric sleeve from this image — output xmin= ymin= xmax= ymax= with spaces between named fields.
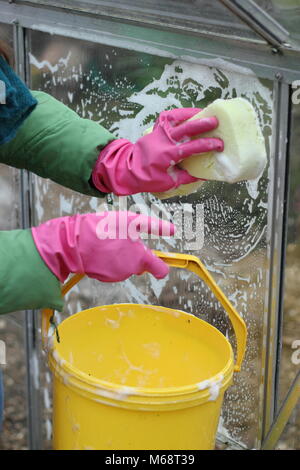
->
xmin=0 ymin=56 xmax=37 ymax=145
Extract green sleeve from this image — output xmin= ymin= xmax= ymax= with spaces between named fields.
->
xmin=0 ymin=90 xmax=116 ymax=197
xmin=0 ymin=229 xmax=63 ymax=315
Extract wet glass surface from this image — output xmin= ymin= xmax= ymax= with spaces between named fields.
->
xmin=28 ymin=30 xmax=274 ymax=448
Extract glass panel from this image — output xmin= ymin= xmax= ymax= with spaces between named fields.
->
xmin=29 ymin=30 xmax=273 ymax=449
xmin=278 ymin=97 xmax=300 ymax=421
xmin=0 ymin=24 xmax=28 ymax=450
xmin=255 ymin=0 xmax=300 ymax=42
xmin=20 ymin=0 xmax=263 ymax=41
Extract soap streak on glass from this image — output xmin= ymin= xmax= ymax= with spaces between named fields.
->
xmin=29 ymin=31 xmax=272 ymax=449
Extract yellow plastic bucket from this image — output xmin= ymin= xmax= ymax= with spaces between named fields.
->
xmin=42 ymin=251 xmax=247 ymax=450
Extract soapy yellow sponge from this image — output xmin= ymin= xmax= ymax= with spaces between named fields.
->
xmin=150 ymin=98 xmax=267 ymax=199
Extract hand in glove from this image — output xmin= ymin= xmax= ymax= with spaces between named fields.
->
xmin=31 ymin=211 xmax=175 ymax=283
xmin=92 ymin=108 xmax=223 ymax=196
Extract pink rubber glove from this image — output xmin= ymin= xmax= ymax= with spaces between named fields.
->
xmin=31 ymin=211 xmax=175 ymax=283
xmin=92 ymin=108 xmax=224 ymax=196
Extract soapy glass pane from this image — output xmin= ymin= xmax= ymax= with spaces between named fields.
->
xmin=29 ymin=30 xmax=272 ymax=449
xmin=0 ymin=23 xmax=28 ymax=450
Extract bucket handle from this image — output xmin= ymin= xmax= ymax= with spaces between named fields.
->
xmin=42 ymin=250 xmax=247 ymax=372
xmin=153 ymin=251 xmax=247 ymax=372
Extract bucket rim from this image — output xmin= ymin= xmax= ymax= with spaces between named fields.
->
xmin=48 ymin=303 xmax=235 ymax=407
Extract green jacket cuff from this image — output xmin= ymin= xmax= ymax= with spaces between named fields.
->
xmin=0 ymin=90 xmax=116 ymax=197
xmin=0 ymin=229 xmax=63 ymax=314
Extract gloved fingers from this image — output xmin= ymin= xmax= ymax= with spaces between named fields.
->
xmin=175 ymin=137 xmax=224 ymax=161
xmin=169 ymin=116 xmax=219 ymax=142
xmin=126 ymin=213 xmax=176 ymax=239
xmin=175 ymin=168 xmax=201 ymax=186
xmin=161 ymin=107 xmax=202 ymax=125
xmin=165 ymin=165 xmax=197 ymax=187
xmin=141 ymin=247 xmax=170 ymax=279
xmin=95 ymin=211 xmax=175 ymax=239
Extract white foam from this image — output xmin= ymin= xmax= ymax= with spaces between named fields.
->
xmin=196 ymin=374 xmax=224 ymax=401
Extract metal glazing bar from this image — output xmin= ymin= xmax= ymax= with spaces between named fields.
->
xmin=262 ymin=371 xmax=300 ymax=449
xmin=13 ymin=21 xmax=43 ymax=450
xmin=219 ymin=0 xmax=293 ymax=50
xmin=11 ymin=0 xmax=266 ymax=45
xmin=262 ymin=76 xmax=291 ymax=441
xmin=2 ymin=1 xmax=300 ymax=82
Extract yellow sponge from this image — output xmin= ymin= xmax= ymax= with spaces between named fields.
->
xmin=148 ymin=98 xmax=267 ymax=199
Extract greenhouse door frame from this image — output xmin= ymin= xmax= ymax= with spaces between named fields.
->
xmin=1 ymin=0 xmax=299 ymax=450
